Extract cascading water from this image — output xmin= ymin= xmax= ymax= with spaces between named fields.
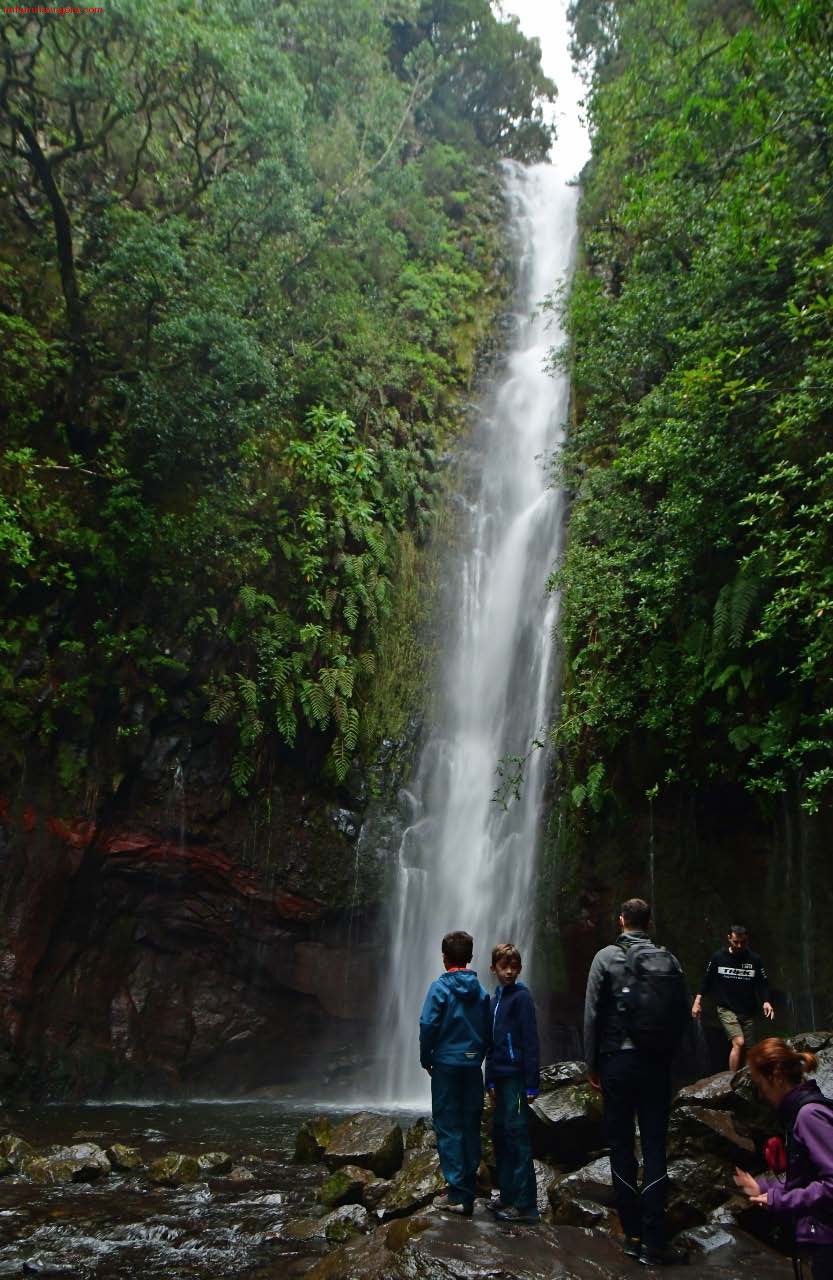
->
xmin=379 ymin=9 xmax=589 ymax=1105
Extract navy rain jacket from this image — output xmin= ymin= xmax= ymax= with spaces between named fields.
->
xmin=485 ymin=980 xmax=540 ymax=1094
xmin=419 ymin=969 xmax=490 ymax=1070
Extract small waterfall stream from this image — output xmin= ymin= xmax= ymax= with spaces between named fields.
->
xmin=379 ymin=16 xmax=589 ymax=1104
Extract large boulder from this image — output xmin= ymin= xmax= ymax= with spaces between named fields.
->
xmin=295 ymin=1115 xmax=334 ymax=1164
xmin=666 ymin=1155 xmax=735 ymax=1233
xmin=673 ymin=1071 xmax=737 ymax=1110
xmin=668 ymin=1105 xmax=755 ymax=1164
xmin=147 ymin=1153 xmax=201 ymax=1186
xmin=45 ymin=1142 xmax=111 ymax=1180
xmin=528 ymin=1082 xmax=605 ymax=1166
xmin=0 ymin=1133 xmax=34 ymax=1166
xmin=323 ymin=1113 xmax=404 ymax=1179
xmin=319 ymin=1165 xmax=376 ymax=1210
xmin=299 ymin=1212 xmax=794 ymax=1279
xmin=373 ymin=1147 xmax=445 ymax=1220
xmin=106 ymin=1143 xmax=143 ymax=1172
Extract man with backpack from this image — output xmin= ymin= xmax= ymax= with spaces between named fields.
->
xmin=583 ymin=898 xmax=691 ymax=1267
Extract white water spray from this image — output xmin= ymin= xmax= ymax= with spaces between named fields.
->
xmin=379 ymin=3 xmax=589 ymax=1106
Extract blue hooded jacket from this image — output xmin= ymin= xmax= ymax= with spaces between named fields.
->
xmin=419 ymin=969 xmax=490 ymax=1070
xmin=485 ymin=980 xmax=540 ymax=1093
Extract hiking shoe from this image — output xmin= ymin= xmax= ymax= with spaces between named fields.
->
xmin=433 ymin=1193 xmax=473 ymax=1216
xmin=623 ymin=1236 xmax=642 ymax=1259
xmin=493 ymin=1205 xmax=540 ymax=1224
xmin=485 ymin=1199 xmax=507 ymax=1215
xmin=639 ymin=1244 xmax=689 ymax=1266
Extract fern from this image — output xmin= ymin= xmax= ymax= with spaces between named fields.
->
xmin=730 ymin=572 xmax=759 ymax=647
xmin=275 ymin=695 xmax=297 ymax=746
xmin=237 ymin=674 xmax=259 ymax=710
xmin=204 ymin=682 xmax=235 ymax=723
xmin=343 ymin=706 xmax=360 ymax=752
xmin=330 ymin=735 xmax=350 ymax=782
xmin=231 ymin=750 xmax=255 ymax=795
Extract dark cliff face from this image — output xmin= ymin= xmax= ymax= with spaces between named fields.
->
xmin=0 ymin=751 xmax=395 ymax=1099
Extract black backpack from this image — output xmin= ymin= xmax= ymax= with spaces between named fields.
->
xmin=615 ymin=939 xmax=690 ymax=1057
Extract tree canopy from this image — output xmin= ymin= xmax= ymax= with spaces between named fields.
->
xmin=556 ymin=0 xmax=833 ymax=819
xmin=0 ymin=0 xmax=554 ymax=795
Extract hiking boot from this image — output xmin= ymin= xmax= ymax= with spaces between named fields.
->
xmin=639 ymin=1244 xmax=689 ymax=1266
xmin=432 ymin=1193 xmax=473 ymax=1216
xmin=493 ymin=1205 xmax=540 ymax=1224
xmin=623 ymin=1236 xmax=642 ymax=1259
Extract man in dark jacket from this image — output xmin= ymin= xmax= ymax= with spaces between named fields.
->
xmin=420 ymin=929 xmax=490 ymax=1216
xmin=485 ymin=942 xmax=540 ymax=1223
xmin=691 ymin=924 xmax=774 ymax=1072
xmin=584 ymin=897 xmax=689 ymax=1267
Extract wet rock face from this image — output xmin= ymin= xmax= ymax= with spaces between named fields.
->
xmin=0 ymin=778 xmax=388 ymax=1098
xmin=299 ymin=1210 xmax=795 ymax=1280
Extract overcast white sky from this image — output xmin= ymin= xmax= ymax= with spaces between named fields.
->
xmin=501 ymin=0 xmax=590 ymax=170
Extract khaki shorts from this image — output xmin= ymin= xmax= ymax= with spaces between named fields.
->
xmin=717 ymin=1006 xmax=756 ymax=1044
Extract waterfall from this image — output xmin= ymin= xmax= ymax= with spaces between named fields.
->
xmin=378 ymin=6 xmax=588 ymax=1106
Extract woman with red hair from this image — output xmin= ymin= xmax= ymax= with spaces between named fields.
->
xmin=734 ymin=1037 xmax=833 ymax=1279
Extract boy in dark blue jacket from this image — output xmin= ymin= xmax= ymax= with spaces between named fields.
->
xmin=485 ymin=942 xmax=540 ymax=1223
xmin=419 ymin=930 xmax=490 ymax=1216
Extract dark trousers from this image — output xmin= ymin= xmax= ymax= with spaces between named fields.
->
xmin=809 ymin=1245 xmax=833 ymax=1280
xmin=431 ymin=1064 xmax=484 ymax=1207
xmin=599 ymin=1049 xmax=672 ymax=1250
xmin=492 ymin=1074 xmax=537 ymax=1211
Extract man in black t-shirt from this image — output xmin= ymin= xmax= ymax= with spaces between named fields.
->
xmin=691 ymin=925 xmax=774 ymax=1071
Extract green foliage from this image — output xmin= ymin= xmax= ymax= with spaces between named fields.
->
xmin=0 ymin=0 xmax=550 ymax=793
xmin=556 ymin=0 xmax=833 ymax=817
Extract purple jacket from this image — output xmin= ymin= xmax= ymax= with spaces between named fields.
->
xmin=757 ymin=1082 xmax=833 ymax=1246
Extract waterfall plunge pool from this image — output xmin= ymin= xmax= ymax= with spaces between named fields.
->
xmin=0 ymin=1100 xmax=422 ymax=1278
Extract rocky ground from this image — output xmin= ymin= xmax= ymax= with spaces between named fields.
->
xmin=3 ymin=1036 xmax=830 ymax=1277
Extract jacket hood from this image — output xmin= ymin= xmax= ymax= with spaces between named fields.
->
xmin=780 ymin=1079 xmax=825 ymax=1126
xmin=440 ymin=969 xmax=484 ymax=1002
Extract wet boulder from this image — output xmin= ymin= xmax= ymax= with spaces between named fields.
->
xmin=374 ymin=1147 xmax=445 ymax=1220
xmin=404 ymin=1117 xmax=436 ymax=1152
xmin=226 ymin=1165 xmax=255 ymax=1182
xmin=301 ymin=1214 xmax=795 ymax=1279
xmin=668 ymin=1105 xmax=755 ymax=1164
xmin=0 ymin=1133 xmax=34 ymax=1167
xmin=324 ymin=1205 xmax=369 ymax=1243
xmin=198 ymin=1151 xmax=233 ymax=1176
xmin=323 ymin=1113 xmax=404 ymax=1179
xmin=148 ymin=1153 xmax=201 ymax=1186
xmin=277 ymin=1205 xmax=369 ymax=1245
xmin=45 ymin=1142 xmax=111 ymax=1180
xmin=295 ymin=1115 xmax=334 ymax=1164
xmin=106 ymin=1143 xmax=143 ymax=1172
xmin=539 ymin=1061 xmax=589 ymax=1091
xmin=18 ymin=1155 xmax=78 ymax=1185
xmin=666 ymin=1155 xmax=734 ymax=1233
xmin=547 ymin=1154 xmax=612 ymax=1219
xmin=0 ymin=1155 xmax=13 ymax=1177
xmin=528 ymin=1081 xmax=605 ymax=1165
xmin=673 ymin=1071 xmax=736 ymax=1110
xmin=319 ymin=1164 xmax=375 ymax=1210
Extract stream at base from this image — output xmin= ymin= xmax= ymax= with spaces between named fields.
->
xmin=0 ymin=1101 xmax=417 ymax=1278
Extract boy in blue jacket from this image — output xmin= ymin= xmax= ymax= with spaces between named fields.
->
xmin=419 ymin=930 xmax=490 ymax=1216
xmin=485 ymin=942 xmax=540 ymax=1223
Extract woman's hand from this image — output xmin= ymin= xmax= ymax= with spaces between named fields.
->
xmin=734 ymin=1167 xmax=768 ymax=1206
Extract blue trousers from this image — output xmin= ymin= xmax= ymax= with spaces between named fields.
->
xmin=599 ymin=1049 xmax=672 ymax=1250
xmin=492 ymin=1074 xmax=537 ymax=1211
xmin=431 ymin=1064 xmax=484 ymax=1207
